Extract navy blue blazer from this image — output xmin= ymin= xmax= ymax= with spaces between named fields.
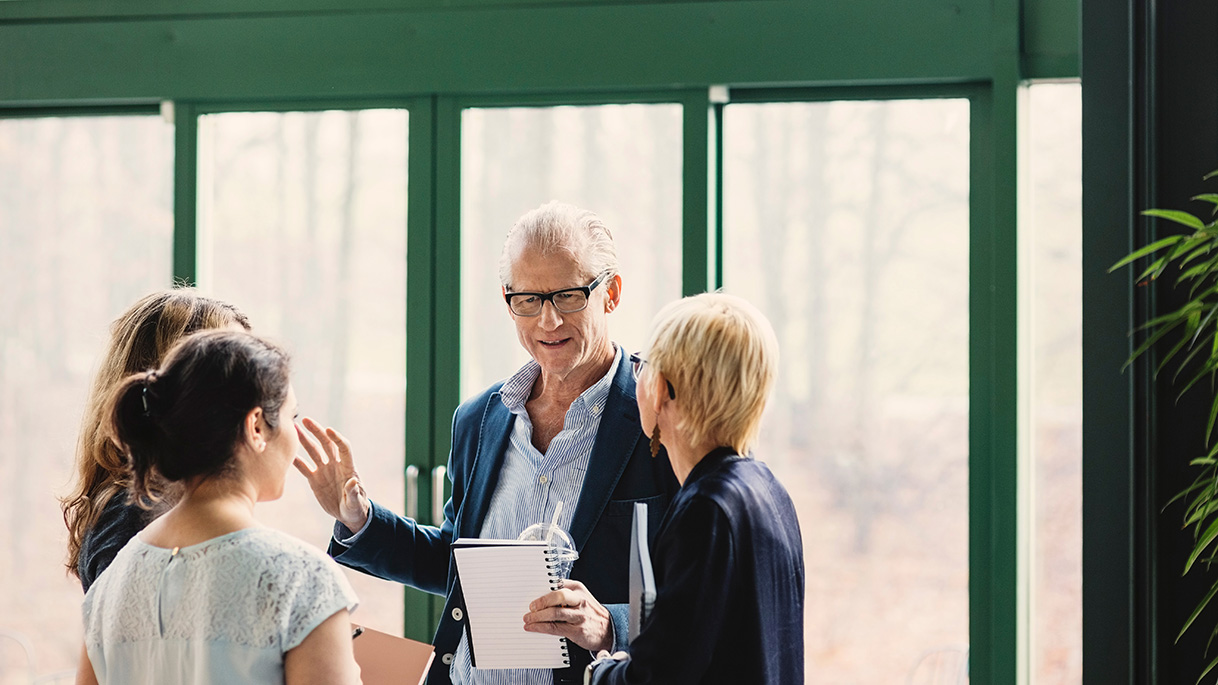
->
xmin=590 ymin=448 xmax=805 ymax=685
xmin=329 ymin=359 xmax=679 ymax=685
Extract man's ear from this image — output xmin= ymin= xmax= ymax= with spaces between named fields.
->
xmin=502 ymin=286 xmax=516 ymax=318
xmin=605 ymin=274 xmax=622 ymax=312
xmin=244 ymin=407 xmax=266 ymax=452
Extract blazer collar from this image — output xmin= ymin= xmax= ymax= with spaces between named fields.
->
xmin=568 ymin=357 xmax=642 ymax=550
xmin=459 ymin=348 xmax=642 ymax=547
xmin=459 ymin=394 xmax=514 ymax=539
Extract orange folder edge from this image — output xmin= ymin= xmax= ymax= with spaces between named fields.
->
xmin=351 ymin=624 xmax=436 ymax=685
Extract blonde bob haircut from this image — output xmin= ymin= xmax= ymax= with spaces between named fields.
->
xmin=643 ymin=292 xmax=779 ymax=457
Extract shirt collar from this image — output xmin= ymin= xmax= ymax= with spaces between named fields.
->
xmin=500 ymin=344 xmax=622 ymax=416
xmin=685 ymin=446 xmax=742 ymax=485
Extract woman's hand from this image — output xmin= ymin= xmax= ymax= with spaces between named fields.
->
xmin=293 ymin=418 xmax=370 ymax=533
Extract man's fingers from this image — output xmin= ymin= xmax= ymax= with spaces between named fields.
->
xmin=522 ymin=621 xmax=566 ymax=636
xmin=528 ymin=589 xmax=570 ymax=609
xmin=295 ymin=424 xmax=327 ymax=467
xmin=301 ymin=417 xmax=339 ymax=462
xmin=561 ymin=579 xmax=587 ymax=593
xmin=529 ymin=590 xmax=579 ymax=613
xmin=292 ymin=455 xmax=317 ymax=478
xmin=524 ymin=606 xmax=584 ymax=625
xmin=327 ymin=427 xmax=354 ymax=465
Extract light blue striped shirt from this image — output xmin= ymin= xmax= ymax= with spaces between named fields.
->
xmin=451 ymin=346 xmax=622 ymax=685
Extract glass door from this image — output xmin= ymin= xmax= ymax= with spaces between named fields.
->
xmin=722 ymin=97 xmax=972 ymax=683
xmin=194 ymin=107 xmax=410 ymax=637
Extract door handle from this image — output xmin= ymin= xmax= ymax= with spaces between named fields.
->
xmin=405 ymin=465 xmax=419 ymax=521
xmin=431 ymin=465 xmax=447 ymax=526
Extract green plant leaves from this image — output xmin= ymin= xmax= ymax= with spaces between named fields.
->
xmin=1192 ymin=194 xmax=1218 ymax=217
xmin=1109 ymin=235 xmax=1185 ymax=273
xmin=1116 ymin=173 xmax=1218 ymax=662
xmin=1180 ymin=580 xmax=1218 ymax=643
xmin=1185 ymin=520 xmax=1218 ymax=576
xmin=1143 ymin=208 xmax=1207 ymax=230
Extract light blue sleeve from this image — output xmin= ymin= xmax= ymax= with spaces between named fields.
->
xmin=281 ymin=552 xmax=360 ymax=652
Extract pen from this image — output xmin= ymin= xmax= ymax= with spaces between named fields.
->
xmin=351 ymin=625 xmax=364 ymax=640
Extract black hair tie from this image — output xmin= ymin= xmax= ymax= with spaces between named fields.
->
xmin=141 ymin=371 xmax=159 ymax=417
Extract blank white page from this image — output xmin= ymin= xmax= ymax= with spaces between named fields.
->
xmin=452 ymin=539 xmax=569 ymax=669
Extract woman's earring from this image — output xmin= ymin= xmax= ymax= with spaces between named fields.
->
xmin=650 ymin=424 xmax=662 ymax=458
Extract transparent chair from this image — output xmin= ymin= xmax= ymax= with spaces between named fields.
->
xmin=0 ymin=628 xmax=78 ymax=685
xmin=906 ymin=644 xmax=969 ymax=685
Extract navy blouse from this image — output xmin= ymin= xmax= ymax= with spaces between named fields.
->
xmin=591 ymin=447 xmax=805 ymax=685
xmin=78 ymin=495 xmax=153 ymax=593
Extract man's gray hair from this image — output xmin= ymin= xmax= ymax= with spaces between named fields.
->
xmin=499 ymin=201 xmax=620 ymax=289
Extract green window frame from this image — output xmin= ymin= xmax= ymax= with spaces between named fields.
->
xmin=0 ymin=0 xmax=1079 ymax=680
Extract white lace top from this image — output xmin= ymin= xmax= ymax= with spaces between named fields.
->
xmin=82 ymin=527 xmax=358 ymax=685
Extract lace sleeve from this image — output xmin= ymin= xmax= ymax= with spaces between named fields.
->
xmin=279 ymin=548 xmax=360 ymax=652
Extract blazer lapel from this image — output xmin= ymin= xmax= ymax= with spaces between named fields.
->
xmin=569 ymin=360 xmax=641 ymax=550
xmin=458 ymin=393 xmax=514 ymax=538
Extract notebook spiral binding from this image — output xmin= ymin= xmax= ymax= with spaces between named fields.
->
xmin=544 ymin=550 xmax=571 ymax=666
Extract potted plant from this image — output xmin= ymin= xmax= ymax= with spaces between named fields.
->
xmin=1111 ymin=169 xmax=1218 ymax=680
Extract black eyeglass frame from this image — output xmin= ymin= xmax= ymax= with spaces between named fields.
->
xmin=629 ymin=351 xmax=676 ymax=400
xmin=503 ymin=271 xmax=610 ymax=317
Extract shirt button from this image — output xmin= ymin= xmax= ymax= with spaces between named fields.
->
xmin=452 ymin=607 xmax=464 ymax=621
xmin=441 ymin=653 xmax=454 ymax=665
xmin=539 ymin=475 xmax=549 ymax=484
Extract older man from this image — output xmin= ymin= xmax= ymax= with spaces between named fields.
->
xmin=296 ymin=201 xmax=678 ymax=685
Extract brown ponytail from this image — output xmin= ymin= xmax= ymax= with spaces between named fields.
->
xmin=105 ymin=329 xmax=291 ymax=504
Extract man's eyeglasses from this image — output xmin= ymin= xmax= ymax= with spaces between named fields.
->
xmin=504 ymin=272 xmax=610 ymax=317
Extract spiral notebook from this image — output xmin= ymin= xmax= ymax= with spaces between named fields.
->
xmin=451 ymin=538 xmax=571 ymax=669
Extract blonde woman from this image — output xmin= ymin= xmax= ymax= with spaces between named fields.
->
xmin=61 ymin=289 xmax=250 ymax=592
xmin=582 ymin=293 xmax=805 ymax=685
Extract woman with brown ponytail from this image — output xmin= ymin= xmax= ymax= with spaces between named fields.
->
xmin=61 ymin=289 xmax=250 ymax=592
xmin=76 ymin=329 xmax=360 ymax=685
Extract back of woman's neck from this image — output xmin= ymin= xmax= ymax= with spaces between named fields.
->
xmin=138 ymin=485 xmax=259 ymax=549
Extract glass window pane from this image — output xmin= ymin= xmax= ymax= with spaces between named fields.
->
xmin=198 ymin=109 xmax=407 ymax=634
xmin=460 ymin=104 xmax=682 ymax=397
xmin=1027 ymin=82 xmax=1082 ymax=684
xmin=723 ymin=99 xmax=971 ymax=682
xmin=0 ymin=115 xmax=173 ymax=677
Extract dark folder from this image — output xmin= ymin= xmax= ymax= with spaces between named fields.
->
xmin=628 ymin=502 xmax=657 ymax=643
